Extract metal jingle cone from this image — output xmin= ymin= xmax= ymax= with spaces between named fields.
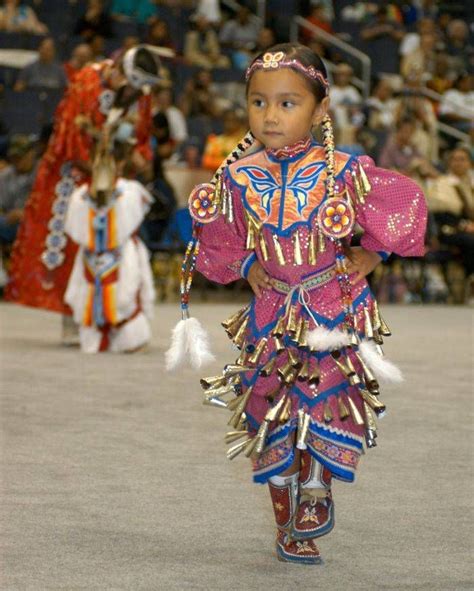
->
xmin=274 ymin=336 xmax=285 ymax=354
xmin=293 ymin=231 xmax=303 ymax=266
xmin=297 ymin=358 xmax=309 ymax=382
xmin=360 ymin=388 xmax=386 ymax=415
xmin=347 ymin=395 xmax=365 ymax=426
xmin=296 ymin=319 xmax=310 ymax=349
xmin=373 ymin=329 xmax=384 ymax=345
xmin=259 ymin=232 xmax=270 ymax=262
xmin=272 ymin=315 xmax=286 ymax=338
xmin=286 ymin=304 xmax=298 ymax=334
xmin=337 ymin=396 xmax=350 ymax=421
xmin=233 ymin=316 xmax=250 ymax=349
xmin=363 ymin=401 xmax=377 ymax=431
xmin=265 ymin=393 xmax=288 ymax=423
xmin=248 ymin=338 xmax=268 ymax=365
xmin=278 ymin=395 xmax=292 ymax=423
xmin=204 ymin=384 xmax=236 ymax=398
xmin=371 ymin=300 xmax=382 ymax=331
xmin=350 ymin=167 xmax=365 ymax=204
xmin=379 ymin=314 xmax=392 ymax=337
xmin=260 ymin=355 xmax=276 ymax=377
xmin=358 ymin=162 xmax=372 ymax=196
xmin=363 ymin=306 xmax=374 ymax=340
xmin=221 ymin=306 xmax=247 ymax=330
xmin=223 ymin=364 xmax=252 ymax=377
xmin=254 ymin=420 xmax=270 ymax=455
xmin=227 ymin=437 xmax=251 ymax=460
xmin=287 ymin=348 xmax=302 ymax=369
xmin=226 ymin=394 xmax=245 ymax=412
xmin=272 ymin=233 xmax=286 ymax=265
xmin=317 ymin=228 xmax=326 ymax=253
xmin=345 ymin=354 xmax=362 ymax=386
xmin=331 ymin=352 xmax=351 ymax=379
xmin=285 ymin=365 xmax=299 ymax=385
xmin=227 ymin=386 xmax=253 ymax=428
xmin=203 ymin=395 xmax=229 ymax=409
xmin=244 ymin=435 xmax=260 ymax=458
xmin=224 ymin=430 xmax=249 ymax=444
xmin=354 ymin=352 xmax=380 ymax=394
xmin=323 ymin=400 xmax=334 ymax=423
xmin=236 ymin=348 xmax=248 ymax=366
xmin=308 ymin=231 xmax=317 ymax=266
xmin=236 ymin=412 xmax=247 ymax=431
xmin=296 ymin=411 xmax=310 ymax=449
xmin=297 ymin=408 xmax=305 ymax=433
xmin=246 ymin=216 xmax=257 ymax=250
xmin=308 ymin=361 xmax=320 ymax=388
xmin=365 ymin=428 xmax=377 ymax=448
xmin=277 ymin=358 xmax=293 ymax=382
xmin=223 ymin=311 xmax=247 ymax=340
xmin=200 ymin=375 xmax=227 ymax=390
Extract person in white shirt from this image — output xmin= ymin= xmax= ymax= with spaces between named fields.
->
xmin=439 ymin=73 xmax=474 ymax=135
xmin=329 ymin=63 xmax=362 ymax=143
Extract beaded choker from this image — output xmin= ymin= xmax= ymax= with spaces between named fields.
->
xmin=266 ymin=137 xmax=312 ymax=160
xmin=246 ymin=51 xmax=329 ymax=96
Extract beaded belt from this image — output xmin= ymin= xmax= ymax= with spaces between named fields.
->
xmin=272 ymin=265 xmax=336 ymax=295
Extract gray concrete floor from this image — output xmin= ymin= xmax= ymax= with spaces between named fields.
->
xmin=0 ymin=302 xmax=473 ymax=591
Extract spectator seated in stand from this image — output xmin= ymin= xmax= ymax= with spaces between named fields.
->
xmin=13 ymin=37 xmax=67 ymax=92
xmin=0 ymin=0 xmax=47 ymax=34
xmin=395 ymin=71 xmax=439 ymax=163
xmin=110 ymin=35 xmax=139 ymax=61
xmin=179 ymin=69 xmax=227 ymax=119
xmin=365 ymin=78 xmax=398 ymax=132
xmin=219 ymin=5 xmax=260 ymax=70
xmin=444 ymin=19 xmax=473 ymax=77
xmin=438 ymin=73 xmax=474 ymax=137
xmin=152 ymin=86 xmax=188 ymax=153
xmin=400 ymin=30 xmax=437 ymax=80
xmin=110 ymin=0 xmax=157 ymax=24
xmin=379 ymin=117 xmax=438 ymax=188
xmin=201 ymin=109 xmax=247 ymax=171
xmin=64 ymin=43 xmax=93 ymax=83
xmin=184 ymin=15 xmax=230 ymax=69
xmin=146 ymin=17 xmax=175 ymax=52
xmin=360 ymin=5 xmax=405 ymax=75
xmin=399 ymin=17 xmax=437 ymax=60
xmin=300 ymin=2 xmax=333 ymax=45
xmin=0 ymin=135 xmax=38 ymax=247
xmin=73 ymin=0 xmax=113 ymax=41
xmin=329 ymin=63 xmax=362 ymax=145
xmin=87 ymin=33 xmax=107 ymax=62
xmin=427 ymin=146 xmax=474 ymax=285
xmin=252 ymin=27 xmax=276 ymax=58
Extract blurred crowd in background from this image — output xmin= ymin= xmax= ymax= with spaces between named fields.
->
xmin=0 ymin=0 xmax=473 ymax=304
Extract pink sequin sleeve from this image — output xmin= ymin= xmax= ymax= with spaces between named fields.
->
xmin=347 ymin=156 xmax=428 ymax=257
xmin=195 ymin=171 xmax=251 ymax=284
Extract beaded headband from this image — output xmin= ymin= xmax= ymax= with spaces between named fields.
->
xmin=245 ymin=51 xmax=329 ymax=96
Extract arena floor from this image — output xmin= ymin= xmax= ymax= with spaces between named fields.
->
xmin=0 ymin=302 xmax=472 ymax=591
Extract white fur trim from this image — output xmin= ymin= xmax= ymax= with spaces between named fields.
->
xmin=306 ymin=326 xmax=351 ymax=351
xmin=358 ymin=340 xmax=404 ymax=384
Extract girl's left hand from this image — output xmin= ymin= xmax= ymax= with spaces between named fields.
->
xmin=345 ymin=247 xmax=382 ymax=284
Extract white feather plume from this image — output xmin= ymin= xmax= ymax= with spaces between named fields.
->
xmin=166 ymin=317 xmax=215 ymax=371
xmin=165 ymin=319 xmax=188 ymax=371
xmin=358 ymin=340 xmax=404 ymax=384
xmin=185 ymin=316 xmax=215 ymax=370
xmin=307 ymin=326 xmax=351 ymax=351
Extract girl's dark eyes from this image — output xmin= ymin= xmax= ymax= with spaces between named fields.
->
xmin=282 ymin=101 xmax=295 ymax=108
xmin=253 ymin=99 xmax=264 ymax=107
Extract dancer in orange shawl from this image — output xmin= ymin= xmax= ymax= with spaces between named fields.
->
xmin=5 ymin=45 xmax=164 ymax=322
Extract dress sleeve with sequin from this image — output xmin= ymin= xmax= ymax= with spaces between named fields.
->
xmin=346 ymin=156 xmax=428 ymax=257
xmin=195 ymin=170 xmax=253 ymax=284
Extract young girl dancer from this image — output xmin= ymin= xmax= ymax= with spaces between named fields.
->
xmin=168 ymin=43 xmax=427 ymax=564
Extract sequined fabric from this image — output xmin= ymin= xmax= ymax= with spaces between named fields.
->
xmin=196 ymin=141 xmax=428 ymax=483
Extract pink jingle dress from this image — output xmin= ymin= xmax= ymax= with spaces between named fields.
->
xmin=195 ymin=138 xmax=427 ymax=484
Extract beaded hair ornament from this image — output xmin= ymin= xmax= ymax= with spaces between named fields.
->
xmin=245 ymin=51 xmax=329 ymax=96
